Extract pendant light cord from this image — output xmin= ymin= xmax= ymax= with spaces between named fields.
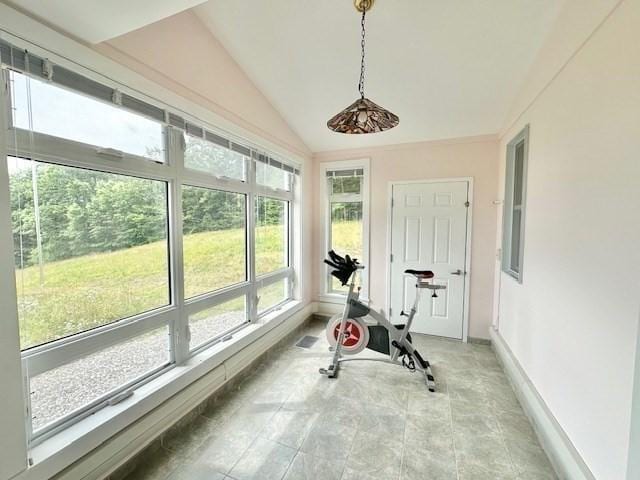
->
xmin=358 ymin=8 xmax=366 ymax=99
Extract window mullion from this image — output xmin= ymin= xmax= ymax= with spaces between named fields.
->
xmin=181 ymin=168 xmax=250 ymax=194
xmin=247 ymin=157 xmax=257 ymax=322
xmin=7 ymin=128 xmax=176 ymax=182
xmin=326 ymin=183 xmax=333 ymax=294
xmin=184 ymin=282 xmax=251 ymax=317
xmin=23 ymin=309 xmax=173 ymax=377
xmin=168 ymin=127 xmax=188 ymax=363
xmin=0 ymin=68 xmax=30 ymax=462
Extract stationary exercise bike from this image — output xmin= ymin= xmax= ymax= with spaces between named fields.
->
xmin=319 ymin=250 xmax=445 ymax=391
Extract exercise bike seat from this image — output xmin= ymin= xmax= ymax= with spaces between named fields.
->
xmin=405 ymin=269 xmax=435 ymax=279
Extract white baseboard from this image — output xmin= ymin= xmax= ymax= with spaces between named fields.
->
xmin=50 ymin=304 xmax=314 ymax=480
xmin=490 ymin=327 xmax=595 ymax=480
xmin=312 ymin=300 xmax=344 ymax=317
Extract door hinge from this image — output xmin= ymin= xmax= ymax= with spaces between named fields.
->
xmin=389 ymin=307 xmax=392 ymax=317
xmin=391 ymin=197 xmax=394 ymax=208
xmin=464 ymin=201 xmax=470 ymax=207
xmin=390 ymin=253 xmax=394 ymax=262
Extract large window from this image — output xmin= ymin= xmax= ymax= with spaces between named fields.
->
xmin=321 ymin=162 xmax=369 ymax=297
xmin=11 ymin=71 xmax=164 ymax=161
xmin=10 ymin=157 xmax=170 ymax=350
xmin=256 ymin=157 xmax=292 ymax=191
xmin=502 ymin=125 xmax=529 ymax=282
xmin=258 ymin=278 xmax=290 ymax=315
xmin=182 ymin=186 xmax=246 ymax=298
xmin=30 ymin=326 xmax=170 ymax=432
xmin=1 ymin=45 xmax=299 ymax=446
xmin=184 ymin=134 xmax=246 ymax=181
xmin=255 ymin=196 xmax=289 ymax=276
xmin=188 ymin=296 xmax=246 ymax=351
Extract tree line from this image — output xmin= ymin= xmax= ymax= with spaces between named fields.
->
xmin=10 ymin=161 xmax=284 ymax=268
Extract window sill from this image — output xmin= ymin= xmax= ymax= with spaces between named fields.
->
xmin=21 ymin=299 xmax=308 ymax=480
xmin=317 ymin=293 xmax=370 ymax=305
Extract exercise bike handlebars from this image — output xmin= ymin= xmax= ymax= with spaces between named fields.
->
xmin=324 ymin=250 xmax=363 ymax=286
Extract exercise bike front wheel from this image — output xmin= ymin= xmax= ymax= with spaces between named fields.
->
xmin=326 ymin=315 xmax=369 ymax=355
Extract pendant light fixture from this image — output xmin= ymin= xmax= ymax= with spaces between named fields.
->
xmin=327 ymin=0 xmax=399 ymax=134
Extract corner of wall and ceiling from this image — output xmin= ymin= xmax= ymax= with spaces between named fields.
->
xmin=96 ymin=10 xmax=312 ymax=162
xmin=498 ymin=0 xmax=626 ymax=140
xmin=310 ymin=133 xmax=500 ymax=162
xmin=188 ymin=10 xmax=312 ymax=159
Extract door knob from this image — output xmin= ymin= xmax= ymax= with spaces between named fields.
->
xmin=451 ymin=269 xmax=463 ymax=276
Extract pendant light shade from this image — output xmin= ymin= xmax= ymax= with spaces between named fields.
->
xmin=327 ymin=0 xmax=399 ymax=134
xmin=327 ymin=97 xmax=399 ymax=134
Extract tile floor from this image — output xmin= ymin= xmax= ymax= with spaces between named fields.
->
xmin=121 ymin=319 xmax=556 ymax=480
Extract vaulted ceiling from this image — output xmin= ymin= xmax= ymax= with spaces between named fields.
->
xmin=8 ymin=0 xmax=563 ymax=152
xmin=6 ymin=0 xmax=209 ymax=43
xmin=194 ymin=1 xmax=562 ymax=151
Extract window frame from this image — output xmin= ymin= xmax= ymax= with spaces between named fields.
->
xmin=318 ymin=158 xmax=370 ymax=302
xmin=502 ymin=125 xmax=529 ymax=283
xmin=1 ymin=64 xmax=299 ymax=446
xmin=181 ymin=184 xmax=249 ymax=300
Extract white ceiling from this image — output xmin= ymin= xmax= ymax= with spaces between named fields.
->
xmin=195 ymin=0 xmax=563 ymax=152
xmin=6 ymin=0 xmax=209 ymax=44
xmin=8 ymin=0 xmax=563 ymax=152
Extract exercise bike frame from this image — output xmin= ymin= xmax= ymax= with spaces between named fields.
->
xmin=320 ymin=266 xmax=439 ymax=391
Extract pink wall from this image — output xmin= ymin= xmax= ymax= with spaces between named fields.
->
xmin=96 ymin=10 xmax=310 ymax=158
xmin=313 ymin=135 xmax=500 ymax=339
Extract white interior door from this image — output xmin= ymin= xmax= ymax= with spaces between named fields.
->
xmin=389 ymin=181 xmax=469 ymax=339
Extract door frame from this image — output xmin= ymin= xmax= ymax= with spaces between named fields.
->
xmin=385 ymin=177 xmax=474 ymax=342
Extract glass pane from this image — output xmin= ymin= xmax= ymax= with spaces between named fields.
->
xmin=510 ymin=209 xmax=522 ymax=273
xmin=30 ymin=326 xmax=170 ymax=432
xmin=258 ymin=279 xmax=289 ymax=314
xmin=182 ymin=186 xmax=246 ymax=298
xmin=256 ymin=161 xmax=291 ymax=191
xmin=10 ymin=71 xmax=164 ymax=161
xmin=9 ymin=157 xmax=170 ymax=350
xmin=189 ymin=296 xmax=246 ymax=350
xmin=330 ymin=176 xmax=362 ymax=195
xmin=330 ymin=201 xmax=363 ymax=292
xmin=513 ymin=141 xmax=525 ymax=206
xmin=184 ymin=134 xmax=245 ymax=181
xmin=255 ymin=197 xmax=288 ymax=276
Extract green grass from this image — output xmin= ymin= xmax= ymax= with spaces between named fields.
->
xmin=15 ymin=221 xmax=361 ymax=349
xmin=330 ymin=220 xmax=363 ymax=291
xmin=15 ymin=224 xmax=287 ymax=349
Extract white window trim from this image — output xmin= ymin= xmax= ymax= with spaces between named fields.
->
xmin=318 ymin=158 xmax=370 ymax=304
xmin=0 ymin=7 xmax=310 ymax=477
xmin=502 ymin=124 xmax=529 ymax=283
xmin=0 ymin=46 xmax=302 ymax=456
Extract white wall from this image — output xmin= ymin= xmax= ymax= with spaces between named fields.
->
xmin=495 ymin=1 xmax=640 ymax=478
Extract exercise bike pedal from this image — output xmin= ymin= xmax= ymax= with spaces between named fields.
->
xmin=319 ymin=365 xmax=338 ymax=378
